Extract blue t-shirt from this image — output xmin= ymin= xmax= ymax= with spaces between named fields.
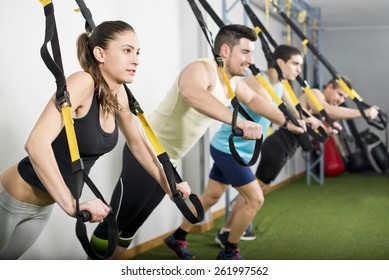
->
xmin=211 ymin=74 xmax=283 ymax=162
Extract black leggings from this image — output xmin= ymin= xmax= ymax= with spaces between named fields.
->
xmin=93 ymin=144 xmax=165 ymax=243
xmin=256 ymin=128 xmax=299 ymax=184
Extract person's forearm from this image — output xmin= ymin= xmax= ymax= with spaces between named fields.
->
xmin=26 ymin=143 xmax=75 ymax=216
xmin=245 ymin=96 xmax=286 ymax=125
xmin=326 ymin=106 xmax=361 ymax=120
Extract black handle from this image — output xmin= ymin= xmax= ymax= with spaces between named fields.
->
xmin=78 ymin=210 xmax=92 ymax=222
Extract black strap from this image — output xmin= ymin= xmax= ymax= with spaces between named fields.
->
xmin=75 ymin=0 xmax=96 ymax=31
xmin=227 ymin=96 xmax=263 ymax=166
xmin=39 ymin=0 xmax=118 ymax=260
xmin=188 ymin=0 xmax=262 ymax=166
xmin=74 ymin=161 xmax=118 ymax=260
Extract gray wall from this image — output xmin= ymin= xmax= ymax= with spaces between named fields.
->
xmin=321 ymin=27 xmax=389 ymax=139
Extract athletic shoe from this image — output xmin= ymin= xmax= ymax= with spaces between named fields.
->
xmin=164 ymin=234 xmax=195 ymax=260
xmin=215 ymin=229 xmax=229 ymax=248
xmin=216 ymin=248 xmax=243 ymax=260
xmin=240 ymin=230 xmax=256 ymax=241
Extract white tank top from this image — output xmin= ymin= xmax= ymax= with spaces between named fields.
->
xmin=140 ymin=58 xmax=234 ymax=165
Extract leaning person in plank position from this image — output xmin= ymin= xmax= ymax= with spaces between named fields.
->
xmin=0 ymin=21 xmax=191 ymax=260
xmin=91 ymin=24 xmax=305 ymax=259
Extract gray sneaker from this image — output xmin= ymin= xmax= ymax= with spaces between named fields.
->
xmin=240 ymin=230 xmax=256 ymax=241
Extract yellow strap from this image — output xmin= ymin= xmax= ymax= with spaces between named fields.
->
xmin=267 ymin=124 xmax=273 ymax=136
xmin=281 ymin=80 xmax=299 ymax=106
xmin=337 ymin=79 xmax=361 ymax=100
xmin=61 ymin=106 xmax=80 ymax=162
xmin=218 ymin=66 xmax=236 ymax=99
xmin=302 ymin=85 xmax=325 ymax=111
xmin=256 ymin=74 xmax=283 ymax=106
xmin=39 ymin=0 xmax=52 ymax=7
xmin=351 ymin=89 xmax=363 ymax=101
xmin=137 ymin=113 xmax=166 ymax=155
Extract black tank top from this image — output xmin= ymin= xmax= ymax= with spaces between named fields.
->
xmin=18 ymin=93 xmax=119 ymax=197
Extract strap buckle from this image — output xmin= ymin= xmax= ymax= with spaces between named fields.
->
xmin=130 ymin=100 xmax=143 ymax=115
xmin=56 ymin=88 xmax=71 ymax=111
xmin=214 ymin=55 xmax=224 ymax=68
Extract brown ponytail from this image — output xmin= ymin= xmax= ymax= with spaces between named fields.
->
xmin=77 ymin=20 xmax=135 ymax=114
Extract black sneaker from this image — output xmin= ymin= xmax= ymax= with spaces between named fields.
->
xmin=214 ymin=229 xmax=229 ymax=248
xmin=164 ymin=234 xmax=195 ymax=260
xmin=240 ymin=230 xmax=256 ymax=241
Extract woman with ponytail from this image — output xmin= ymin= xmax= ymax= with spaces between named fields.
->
xmin=0 ymin=20 xmax=190 ymax=260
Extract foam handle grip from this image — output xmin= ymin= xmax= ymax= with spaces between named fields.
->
xmin=79 ymin=210 xmax=92 ymax=222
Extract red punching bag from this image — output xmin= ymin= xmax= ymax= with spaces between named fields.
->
xmin=324 ymin=135 xmax=345 ymax=176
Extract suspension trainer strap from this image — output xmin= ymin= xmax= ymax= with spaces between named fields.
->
xmin=272 ymin=1 xmax=387 ymax=130
xmin=241 ymin=0 xmax=357 ymax=141
xmin=75 ymin=0 xmax=96 ymax=31
xmin=199 ymin=0 xmax=312 ymax=151
xmin=39 ymin=0 xmax=118 ymax=260
xmin=188 ymin=0 xmax=262 ymax=166
xmin=125 ymin=86 xmax=204 ymax=223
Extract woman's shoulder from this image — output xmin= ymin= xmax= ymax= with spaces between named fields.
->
xmin=67 ymin=71 xmax=94 ymax=85
xmin=66 ymin=71 xmax=95 ymax=107
xmin=66 ymin=71 xmax=95 ymax=94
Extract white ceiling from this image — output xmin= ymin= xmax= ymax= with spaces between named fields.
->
xmin=304 ymin=0 xmax=389 ymax=29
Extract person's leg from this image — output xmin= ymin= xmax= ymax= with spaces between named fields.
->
xmin=165 ymin=146 xmax=232 ymax=259
xmin=0 ymin=181 xmax=53 ymax=259
xmin=256 ymin=129 xmax=299 ymax=188
xmin=223 ymin=195 xmax=244 ymax=229
xmin=91 ymin=145 xmax=166 ymax=259
xmin=164 ymin=177 xmax=228 ymax=259
xmin=217 ymin=180 xmax=264 ymax=260
xmin=216 ymin=193 xmax=257 ymax=247
xmin=181 ymin=178 xmax=228 ymax=233
xmin=112 ymin=184 xmax=165 ymax=259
